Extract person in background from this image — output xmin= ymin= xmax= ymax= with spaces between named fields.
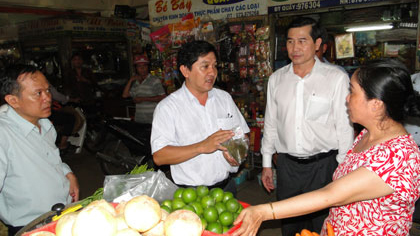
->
xmin=315 ymin=28 xmax=347 ymax=74
xmin=0 ymin=65 xmax=79 ymax=236
xmin=407 ymin=71 xmax=420 ymax=223
xmin=49 ymin=85 xmax=80 ymax=151
xmin=233 ymin=58 xmax=420 ymax=236
xmin=122 ymin=54 xmax=166 ymax=124
xmin=64 ymin=52 xmax=97 ymax=109
xmin=260 ymin=17 xmax=354 ymax=235
xmin=151 ymin=40 xmax=249 ymax=195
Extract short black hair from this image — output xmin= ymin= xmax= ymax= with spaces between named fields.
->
xmin=357 ymin=58 xmax=420 ymax=122
xmin=177 ymin=40 xmax=218 ymax=78
xmin=320 ymin=27 xmax=329 ymax=46
xmin=0 ymin=64 xmax=38 ymax=98
xmin=71 ymin=52 xmax=82 ymax=60
xmin=287 ymin=17 xmax=322 ymax=43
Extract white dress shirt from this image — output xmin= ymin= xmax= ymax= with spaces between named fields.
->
xmin=262 ymin=57 xmax=354 ymax=167
xmin=404 ymin=73 xmax=420 ymax=145
xmin=151 ymin=83 xmax=250 ymax=186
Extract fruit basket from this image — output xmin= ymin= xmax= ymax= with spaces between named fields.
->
xmin=21 ymin=201 xmax=250 ymax=236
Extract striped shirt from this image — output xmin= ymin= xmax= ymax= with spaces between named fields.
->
xmin=130 ymin=74 xmax=165 ymax=124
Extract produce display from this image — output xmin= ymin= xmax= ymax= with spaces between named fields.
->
xmin=160 ymin=186 xmax=245 ymax=234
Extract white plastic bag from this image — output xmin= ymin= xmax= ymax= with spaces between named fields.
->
xmin=103 ymin=170 xmax=178 ymax=203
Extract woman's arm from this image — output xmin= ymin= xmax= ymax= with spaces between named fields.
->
xmin=232 ymin=167 xmax=394 ymax=236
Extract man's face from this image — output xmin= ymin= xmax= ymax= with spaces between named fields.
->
xmin=181 ymin=52 xmax=217 ymax=95
xmin=287 ymin=25 xmax=321 ymax=68
xmin=6 ymin=71 xmax=52 ymax=125
xmin=135 ymin=63 xmax=149 ymax=77
xmin=71 ymin=56 xmax=83 ymax=69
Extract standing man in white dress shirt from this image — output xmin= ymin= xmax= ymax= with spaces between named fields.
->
xmin=260 ymin=17 xmax=354 ymax=235
xmin=151 ymin=40 xmax=249 ymax=195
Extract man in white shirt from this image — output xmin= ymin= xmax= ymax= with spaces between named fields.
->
xmin=408 ymin=72 xmax=420 ymax=223
xmin=260 ymin=17 xmax=354 ymax=235
xmin=151 ymin=41 xmax=249 ymax=195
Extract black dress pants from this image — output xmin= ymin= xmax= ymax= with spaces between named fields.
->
xmin=276 ymin=151 xmax=338 ymax=236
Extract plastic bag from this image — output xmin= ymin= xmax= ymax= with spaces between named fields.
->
xmin=103 ymin=170 xmax=178 ymax=204
xmin=221 ymin=126 xmax=249 ymax=164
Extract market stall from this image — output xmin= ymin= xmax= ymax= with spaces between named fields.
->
xmin=268 ymin=0 xmax=418 ymax=74
xmin=17 ymin=15 xmax=132 ymax=117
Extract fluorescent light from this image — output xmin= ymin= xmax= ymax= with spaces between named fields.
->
xmin=346 ymin=24 xmax=393 ymax=32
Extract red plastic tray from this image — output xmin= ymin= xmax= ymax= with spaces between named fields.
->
xmin=22 ymin=201 xmax=250 ymax=236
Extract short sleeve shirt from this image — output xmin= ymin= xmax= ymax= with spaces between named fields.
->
xmin=322 ymin=129 xmax=420 ymax=235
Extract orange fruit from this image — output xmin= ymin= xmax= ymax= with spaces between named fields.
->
xmin=312 ymin=232 xmax=320 ymax=236
xmin=300 ymin=229 xmax=313 ymax=236
xmin=327 ymin=222 xmax=335 ymax=236
xmin=296 ymin=234 xmax=301 ymax=236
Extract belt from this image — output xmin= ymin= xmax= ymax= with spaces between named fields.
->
xmin=177 ymin=176 xmax=231 ymax=190
xmin=284 ymin=149 xmax=337 ymax=164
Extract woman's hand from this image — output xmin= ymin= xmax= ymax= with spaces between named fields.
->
xmin=232 ymin=205 xmax=269 ymax=236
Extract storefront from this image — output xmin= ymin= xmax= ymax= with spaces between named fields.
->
xmin=268 ymin=0 xmax=419 ymax=74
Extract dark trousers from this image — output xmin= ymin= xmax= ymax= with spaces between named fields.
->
xmin=6 ymin=224 xmax=23 ymax=236
xmin=276 ymin=151 xmax=338 ymax=236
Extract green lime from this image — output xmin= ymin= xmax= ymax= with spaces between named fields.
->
xmin=201 ymin=195 xmax=215 ymax=208
xmin=209 ymin=187 xmax=224 ymax=202
xmin=203 ymin=206 xmax=219 ymax=223
xmin=225 ymin=198 xmax=240 ymax=213
xmin=200 ymin=217 xmax=207 ymax=230
xmin=214 ymin=202 xmax=227 ymax=214
xmin=219 ymin=211 xmax=234 ymax=226
xmin=236 ymin=202 xmax=243 ymax=213
xmin=206 ymin=221 xmax=222 ymax=234
xmin=222 ymin=191 xmax=234 ymax=203
xmin=173 ymin=188 xmax=184 ymax=199
xmin=161 ymin=199 xmax=172 ymax=210
xmin=182 ymin=187 xmax=197 ymax=204
xmin=189 ymin=201 xmax=204 ymax=216
xmin=172 ymin=198 xmax=186 ymax=210
xmin=222 ymin=225 xmax=230 ymax=233
xmin=196 ymin=185 xmax=209 ymax=197
xmin=182 ymin=205 xmax=195 ymax=212
xmin=160 ymin=205 xmax=171 ymax=213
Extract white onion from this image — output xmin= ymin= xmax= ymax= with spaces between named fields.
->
xmin=85 ymin=199 xmax=116 ymax=216
xmin=124 ymin=195 xmax=161 ymax=232
xmin=115 ymin=214 xmax=129 ymax=231
xmin=115 ymin=228 xmax=142 ymax=236
xmin=72 ymin=203 xmax=117 ymax=236
xmin=164 ymin=210 xmax=203 ymax=236
xmin=55 ymin=212 xmax=78 ymax=236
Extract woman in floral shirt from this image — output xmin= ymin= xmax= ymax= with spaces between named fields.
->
xmin=233 ymin=58 xmax=420 ymax=236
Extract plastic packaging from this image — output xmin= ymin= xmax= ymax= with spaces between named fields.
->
xmin=103 ymin=170 xmax=178 ymax=204
xmin=221 ymin=126 xmax=249 ymax=164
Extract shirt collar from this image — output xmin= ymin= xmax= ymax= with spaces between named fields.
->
xmin=6 ymin=105 xmax=52 ymax=137
xmin=288 ymin=56 xmax=321 ymax=78
xmin=181 ymin=82 xmax=214 ymax=102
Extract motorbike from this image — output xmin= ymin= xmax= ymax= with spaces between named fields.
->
xmin=89 ymin=116 xmax=156 ymax=175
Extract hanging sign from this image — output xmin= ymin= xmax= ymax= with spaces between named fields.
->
xmin=149 ymin=0 xmax=267 ymax=28
xmin=268 ymin=0 xmax=384 ymax=13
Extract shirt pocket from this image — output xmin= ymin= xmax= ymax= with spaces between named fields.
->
xmin=305 ymin=95 xmax=331 ymax=124
xmin=217 ymin=118 xmax=234 ymax=130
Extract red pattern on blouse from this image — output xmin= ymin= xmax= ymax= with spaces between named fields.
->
xmin=321 ymin=129 xmax=420 ymax=236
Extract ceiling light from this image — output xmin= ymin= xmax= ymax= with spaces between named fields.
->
xmin=345 ymin=23 xmax=393 ymax=32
